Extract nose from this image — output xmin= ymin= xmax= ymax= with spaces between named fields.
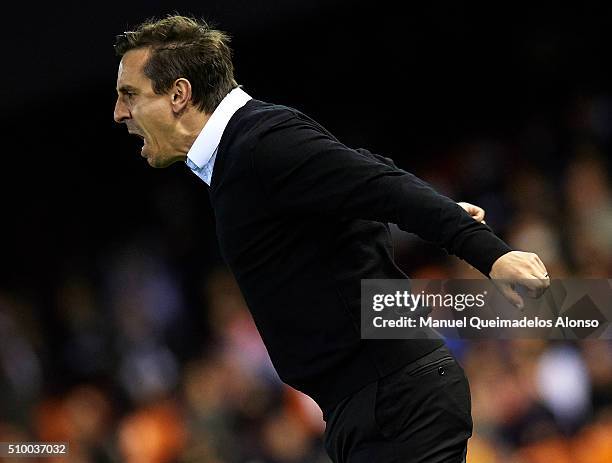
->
xmin=114 ymin=97 xmax=131 ymax=123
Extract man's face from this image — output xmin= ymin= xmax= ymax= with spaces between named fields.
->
xmin=114 ymin=48 xmax=182 ymax=168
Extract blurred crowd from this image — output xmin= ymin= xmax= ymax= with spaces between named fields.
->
xmin=1 ymin=92 xmax=611 ymax=462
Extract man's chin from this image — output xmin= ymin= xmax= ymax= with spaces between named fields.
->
xmin=142 ymin=150 xmax=175 ymax=169
xmin=146 ymin=157 xmax=168 ymax=168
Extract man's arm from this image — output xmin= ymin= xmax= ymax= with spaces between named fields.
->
xmin=452 ymin=201 xmax=549 ymax=307
xmin=251 ymin=113 xmax=550 ymax=302
xmin=358 ymin=149 xmax=489 ymax=227
xmin=251 ymin=114 xmax=507 ymax=274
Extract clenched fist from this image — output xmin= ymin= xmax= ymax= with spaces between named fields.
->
xmin=489 ymin=251 xmax=550 ymax=309
xmin=457 ymin=201 xmax=486 ymax=223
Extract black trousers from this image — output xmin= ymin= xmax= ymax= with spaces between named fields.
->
xmin=323 ymin=345 xmax=472 ymax=463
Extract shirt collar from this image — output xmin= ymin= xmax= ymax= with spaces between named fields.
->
xmin=186 ymin=87 xmax=252 ymax=168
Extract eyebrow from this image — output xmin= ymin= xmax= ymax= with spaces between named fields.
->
xmin=117 ymin=85 xmax=137 ymax=94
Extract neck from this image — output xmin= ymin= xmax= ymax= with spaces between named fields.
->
xmin=174 ymin=110 xmax=211 ymax=157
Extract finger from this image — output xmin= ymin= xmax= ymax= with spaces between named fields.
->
xmin=459 ymin=202 xmax=485 ymax=222
xmin=459 ymin=202 xmax=485 ymax=221
xmin=467 ymin=208 xmax=484 ymax=222
xmin=520 ymin=253 xmax=548 ymax=281
xmin=499 ymin=282 xmax=525 ymax=309
xmin=527 ymin=254 xmax=550 ymax=292
xmin=526 ymin=286 xmax=543 ymax=298
xmin=526 ymin=253 xmax=544 ymax=274
xmin=534 ymin=255 xmax=548 ymax=276
xmin=522 ymin=276 xmax=549 ymax=298
xmin=536 ymin=271 xmax=551 ymax=292
xmin=464 ymin=204 xmax=477 ymax=216
xmin=528 ymin=254 xmax=548 ymax=282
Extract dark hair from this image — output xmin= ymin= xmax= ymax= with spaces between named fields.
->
xmin=115 ymin=15 xmax=238 ymax=113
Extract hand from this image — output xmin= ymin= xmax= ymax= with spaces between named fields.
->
xmin=457 ymin=201 xmax=486 ymax=223
xmin=489 ymin=251 xmax=550 ymax=309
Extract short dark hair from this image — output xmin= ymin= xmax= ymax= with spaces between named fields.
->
xmin=115 ymin=15 xmax=238 ymax=113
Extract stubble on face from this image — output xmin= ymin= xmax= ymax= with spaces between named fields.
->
xmin=116 ymin=49 xmax=181 ymax=168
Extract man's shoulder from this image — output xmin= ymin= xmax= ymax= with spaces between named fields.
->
xmin=217 ymin=99 xmax=294 ymax=160
xmin=237 ymin=99 xmax=300 ymax=129
xmin=237 ymin=99 xmax=334 ymax=141
xmin=223 ymin=99 xmax=303 ymax=146
xmin=220 ymin=97 xmax=336 ymax=165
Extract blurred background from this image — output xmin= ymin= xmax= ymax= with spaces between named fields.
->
xmin=1 ymin=1 xmax=612 ymax=462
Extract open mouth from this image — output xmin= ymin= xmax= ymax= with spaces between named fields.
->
xmin=129 ymin=132 xmax=145 ymax=141
xmin=128 ymin=131 xmax=147 ymax=148
xmin=127 ymin=132 xmax=148 ymax=156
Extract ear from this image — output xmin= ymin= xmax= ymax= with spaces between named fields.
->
xmin=170 ymin=78 xmax=192 ymax=114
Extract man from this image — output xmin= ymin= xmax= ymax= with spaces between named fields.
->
xmin=113 ymin=15 xmax=550 ymax=462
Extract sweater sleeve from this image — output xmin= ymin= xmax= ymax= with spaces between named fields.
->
xmin=251 ymin=113 xmax=512 ymax=276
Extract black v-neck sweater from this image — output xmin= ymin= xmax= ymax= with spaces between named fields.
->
xmin=206 ymin=98 xmax=511 ymax=414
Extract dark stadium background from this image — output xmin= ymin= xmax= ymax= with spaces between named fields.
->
xmin=1 ymin=2 xmax=611 ymax=462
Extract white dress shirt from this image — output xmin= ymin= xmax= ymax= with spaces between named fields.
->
xmin=185 ymin=87 xmax=252 ymax=185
